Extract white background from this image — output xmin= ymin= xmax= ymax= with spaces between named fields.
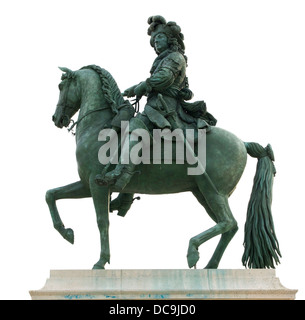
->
xmin=0 ymin=0 xmax=304 ymax=299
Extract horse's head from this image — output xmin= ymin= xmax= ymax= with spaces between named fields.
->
xmin=52 ymin=67 xmax=81 ymax=128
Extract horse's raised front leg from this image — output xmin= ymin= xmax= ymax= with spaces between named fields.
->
xmin=89 ymin=178 xmax=110 ymax=269
xmin=45 ymin=181 xmax=91 ymax=244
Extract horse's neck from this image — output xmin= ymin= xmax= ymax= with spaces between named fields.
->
xmin=76 ymin=70 xmax=112 ymax=139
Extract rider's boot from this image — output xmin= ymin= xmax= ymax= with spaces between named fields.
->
xmin=95 ymin=116 xmax=149 ymax=190
xmin=95 ymin=139 xmax=138 ymax=191
xmin=98 ymin=162 xmax=136 ymax=191
xmin=114 ymin=163 xmax=137 ymax=191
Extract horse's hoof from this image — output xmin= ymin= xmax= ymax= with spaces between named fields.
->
xmin=187 ymin=248 xmax=200 ymax=268
xmin=63 ymin=228 xmax=74 ymax=244
xmin=204 ymin=261 xmax=218 ymax=269
xmin=92 ymin=262 xmax=105 ymax=270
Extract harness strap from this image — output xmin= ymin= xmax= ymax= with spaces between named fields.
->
xmin=67 ymin=107 xmax=108 ymax=134
xmin=67 ymin=100 xmax=134 ymax=135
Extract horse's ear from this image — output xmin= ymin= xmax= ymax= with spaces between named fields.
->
xmin=59 ymin=67 xmax=72 ymax=73
xmin=58 ymin=67 xmax=75 ymax=79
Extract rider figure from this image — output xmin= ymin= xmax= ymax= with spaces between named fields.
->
xmin=96 ymin=15 xmax=215 ymax=191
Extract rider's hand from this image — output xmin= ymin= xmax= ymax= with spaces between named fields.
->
xmin=122 ymin=85 xmax=137 ymax=98
xmin=134 ymin=81 xmax=147 ymax=99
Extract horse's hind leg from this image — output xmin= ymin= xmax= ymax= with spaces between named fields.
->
xmin=187 ymin=175 xmax=237 ymax=268
xmin=46 ymin=181 xmax=91 ymax=244
xmin=205 ymin=224 xmax=238 ymax=269
xmin=192 ymin=188 xmax=238 ymax=269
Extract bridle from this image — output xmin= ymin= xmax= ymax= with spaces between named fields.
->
xmin=59 ymin=68 xmax=140 ymax=135
xmin=67 ymin=107 xmax=109 ymax=135
xmin=59 ymin=75 xmax=108 ymax=135
xmin=59 ymin=76 xmax=78 ymax=131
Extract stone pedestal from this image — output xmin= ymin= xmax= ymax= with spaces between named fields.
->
xmin=29 ymin=269 xmax=297 ymax=300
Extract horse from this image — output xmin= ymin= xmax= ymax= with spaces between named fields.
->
xmin=48 ymin=64 xmax=281 ymax=270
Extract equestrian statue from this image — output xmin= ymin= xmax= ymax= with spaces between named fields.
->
xmin=47 ymin=15 xmax=281 ymax=270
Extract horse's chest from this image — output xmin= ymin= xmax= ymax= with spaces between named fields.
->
xmin=76 ymin=140 xmax=100 ymax=182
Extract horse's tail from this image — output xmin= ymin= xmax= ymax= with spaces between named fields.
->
xmin=242 ymin=142 xmax=281 ymax=268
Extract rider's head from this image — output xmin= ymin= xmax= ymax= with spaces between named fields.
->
xmin=153 ymin=32 xmax=169 ymax=54
xmin=147 ymin=15 xmax=185 ymax=55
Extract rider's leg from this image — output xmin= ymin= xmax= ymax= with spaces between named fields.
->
xmin=96 ymin=116 xmax=151 ymax=190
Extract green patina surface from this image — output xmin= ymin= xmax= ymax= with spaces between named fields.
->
xmin=47 ymin=16 xmax=280 ymax=270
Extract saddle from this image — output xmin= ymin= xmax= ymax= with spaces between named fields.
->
xmin=106 ymin=95 xmax=217 ymax=144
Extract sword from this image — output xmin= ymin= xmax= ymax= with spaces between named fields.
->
xmin=157 ymin=93 xmax=206 ymax=176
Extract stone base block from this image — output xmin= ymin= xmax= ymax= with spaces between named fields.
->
xmin=29 ymin=269 xmax=297 ymax=300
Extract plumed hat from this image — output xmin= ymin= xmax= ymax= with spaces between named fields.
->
xmin=147 ymin=15 xmax=185 ymax=51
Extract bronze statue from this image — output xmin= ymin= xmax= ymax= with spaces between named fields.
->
xmin=96 ymin=15 xmax=215 ymax=191
xmin=47 ymin=16 xmax=281 ymax=270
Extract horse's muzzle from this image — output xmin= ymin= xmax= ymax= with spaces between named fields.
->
xmin=52 ymin=114 xmax=69 ymax=128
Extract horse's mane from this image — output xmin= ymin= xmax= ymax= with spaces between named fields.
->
xmin=81 ymin=65 xmax=125 ymax=113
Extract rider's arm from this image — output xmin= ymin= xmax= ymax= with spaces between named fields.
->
xmin=147 ymin=52 xmax=185 ymax=92
xmin=147 ymin=67 xmax=175 ymax=91
xmin=134 ymin=68 xmax=175 ymax=97
xmin=122 ymin=83 xmax=142 ymax=97
xmin=134 ymin=52 xmax=186 ymax=96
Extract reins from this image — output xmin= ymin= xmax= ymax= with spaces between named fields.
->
xmin=67 ymin=106 xmax=109 ymax=135
xmin=62 ymin=65 xmax=140 ymax=135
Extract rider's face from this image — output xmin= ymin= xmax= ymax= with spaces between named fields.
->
xmin=154 ymin=33 xmax=169 ymax=54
